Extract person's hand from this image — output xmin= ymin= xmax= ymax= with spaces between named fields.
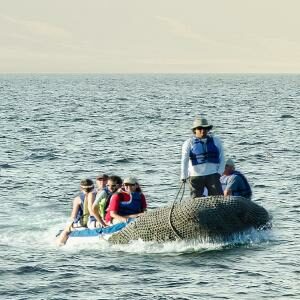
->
xmin=136 ymin=212 xmax=144 ymax=218
xmin=97 ymin=221 xmax=108 ymax=228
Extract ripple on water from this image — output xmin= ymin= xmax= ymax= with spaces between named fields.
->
xmin=25 ymin=151 xmax=59 ymax=160
xmin=13 ymin=265 xmax=54 ymax=275
xmin=0 ymin=163 xmax=16 ymax=168
xmin=280 ymin=114 xmax=294 ymax=118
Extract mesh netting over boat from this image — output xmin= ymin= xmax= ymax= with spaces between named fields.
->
xmin=108 ymin=195 xmax=271 ymax=244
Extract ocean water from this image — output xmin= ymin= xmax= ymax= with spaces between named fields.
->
xmin=0 ymin=74 xmax=299 ymax=299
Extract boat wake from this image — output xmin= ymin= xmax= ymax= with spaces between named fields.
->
xmin=53 ymin=226 xmax=273 ymax=254
xmin=0 ymin=220 xmax=272 ymax=256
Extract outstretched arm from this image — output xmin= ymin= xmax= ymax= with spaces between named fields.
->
xmin=57 ymin=197 xmax=80 ymax=246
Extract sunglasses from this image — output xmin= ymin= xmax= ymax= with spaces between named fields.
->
xmin=196 ymin=127 xmax=209 ymax=131
xmin=107 ymin=184 xmax=117 ymax=188
xmin=124 ymin=183 xmax=135 ymax=187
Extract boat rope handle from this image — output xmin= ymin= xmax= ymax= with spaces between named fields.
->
xmin=168 ymin=181 xmax=186 ymax=240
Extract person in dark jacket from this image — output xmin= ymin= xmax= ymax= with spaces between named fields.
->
xmin=220 ymin=158 xmax=252 ymax=199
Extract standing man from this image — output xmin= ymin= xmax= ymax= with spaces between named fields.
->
xmin=220 ymin=158 xmax=252 ymax=199
xmin=181 ymin=116 xmax=225 ymax=198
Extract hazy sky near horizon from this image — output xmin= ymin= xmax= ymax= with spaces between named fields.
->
xmin=1 ymin=0 xmax=300 ymax=73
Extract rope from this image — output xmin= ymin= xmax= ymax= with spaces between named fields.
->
xmin=179 ymin=181 xmax=186 ymax=203
xmin=168 ymin=181 xmax=186 ymax=240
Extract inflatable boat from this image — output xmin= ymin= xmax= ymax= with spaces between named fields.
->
xmin=57 ymin=195 xmax=271 ymax=245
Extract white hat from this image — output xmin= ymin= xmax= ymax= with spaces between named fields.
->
xmin=192 ymin=117 xmax=213 ymax=130
xmin=225 ymin=158 xmax=235 ymax=167
xmin=123 ymin=176 xmax=138 ymax=184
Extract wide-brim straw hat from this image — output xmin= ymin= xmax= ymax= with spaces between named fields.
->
xmin=191 ymin=117 xmax=213 ymax=130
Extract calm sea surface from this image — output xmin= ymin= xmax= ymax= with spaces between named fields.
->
xmin=0 ymin=74 xmax=299 ymax=299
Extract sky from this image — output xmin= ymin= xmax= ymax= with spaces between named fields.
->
xmin=1 ymin=0 xmax=300 ymax=73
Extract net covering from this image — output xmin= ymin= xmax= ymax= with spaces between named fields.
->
xmin=108 ymin=196 xmax=271 ymax=244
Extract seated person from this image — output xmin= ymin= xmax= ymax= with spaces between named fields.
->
xmin=95 ymin=173 xmax=109 ymax=194
xmin=105 ymin=176 xmax=147 ymax=224
xmin=220 ymin=158 xmax=252 ymax=199
xmin=70 ymin=178 xmax=98 ymax=228
xmin=57 ymin=178 xmax=97 ymax=245
xmin=102 ymin=174 xmax=123 ymax=217
xmin=92 ymin=173 xmax=110 ymax=227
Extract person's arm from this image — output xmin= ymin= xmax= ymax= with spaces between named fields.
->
xmin=92 ymin=205 xmax=107 ymax=227
xmin=110 ymin=211 xmax=129 ymax=222
xmin=223 ymin=176 xmax=237 ymax=196
xmin=181 ymin=139 xmax=191 ymax=180
xmin=92 ymin=191 xmax=107 ymax=226
xmin=87 ymin=192 xmax=96 ymax=217
xmin=70 ymin=196 xmax=81 ymax=221
xmin=110 ymin=210 xmax=144 ymax=222
xmin=57 ymin=197 xmax=80 ymax=246
xmin=88 ymin=192 xmax=108 ymax=227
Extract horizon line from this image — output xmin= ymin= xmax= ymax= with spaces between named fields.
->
xmin=1 ymin=71 xmax=299 ymax=75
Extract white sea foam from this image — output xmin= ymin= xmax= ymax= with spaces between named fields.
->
xmin=48 ymin=225 xmax=273 ymax=254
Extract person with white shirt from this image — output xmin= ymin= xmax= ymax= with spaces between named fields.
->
xmin=181 ymin=116 xmax=225 ymax=198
